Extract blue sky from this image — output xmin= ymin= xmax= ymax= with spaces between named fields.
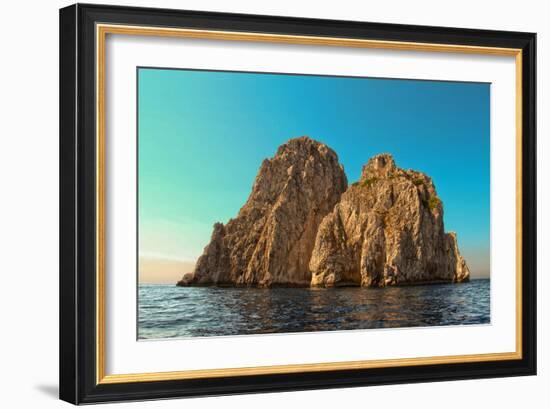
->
xmin=138 ymin=67 xmax=490 ymax=281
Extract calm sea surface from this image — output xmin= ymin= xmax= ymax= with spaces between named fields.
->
xmin=138 ymin=279 xmax=490 ymax=339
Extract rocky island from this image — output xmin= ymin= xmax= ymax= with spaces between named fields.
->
xmin=177 ymin=136 xmax=469 ymax=288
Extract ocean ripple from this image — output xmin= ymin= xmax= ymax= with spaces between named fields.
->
xmin=138 ymin=279 xmax=490 ymax=339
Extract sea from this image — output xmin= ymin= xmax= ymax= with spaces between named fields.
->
xmin=138 ymin=279 xmax=490 ymax=340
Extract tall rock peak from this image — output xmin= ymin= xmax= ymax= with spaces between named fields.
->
xmin=310 ymin=154 xmax=469 ymax=287
xmin=179 ymin=136 xmax=348 ymax=287
xmin=360 ymin=153 xmax=397 ymax=180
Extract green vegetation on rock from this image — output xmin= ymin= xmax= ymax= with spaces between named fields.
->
xmin=361 ymin=177 xmax=378 ymax=187
xmin=428 ymin=196 xmax=441 ymax=210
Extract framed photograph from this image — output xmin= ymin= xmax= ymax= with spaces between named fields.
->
xmin=59 ymin=3 xmax=536 ymax=404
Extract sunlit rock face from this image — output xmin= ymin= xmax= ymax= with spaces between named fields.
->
xmin=309 ymin=153 xmax=470 ymax=288
xmin=177 ymin=141 xmax=469 ymax=288
xmin=178 ymin=136 xmax=347 ymax=287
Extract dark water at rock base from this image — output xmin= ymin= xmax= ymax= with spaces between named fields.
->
xmin=138 ymin=279 xmax=490 ymax=339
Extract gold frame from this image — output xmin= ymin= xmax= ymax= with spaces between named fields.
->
xmin=95 ymin=23 xmax=523 ymax=385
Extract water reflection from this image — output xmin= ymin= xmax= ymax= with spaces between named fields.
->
xmin=138 ymin=279 xmax=490 ymax=339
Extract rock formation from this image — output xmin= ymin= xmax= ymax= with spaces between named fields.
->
xmin=177 ymin=136 xmax=348 ymax=287
xmin=309 ymin=153 xmax=470 ymax=287
xmin=177 ymin=139 xmax=470 ymax=288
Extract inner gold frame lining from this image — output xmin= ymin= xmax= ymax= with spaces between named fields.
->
xmin=96 ymin=23 xmax=523 ymax=385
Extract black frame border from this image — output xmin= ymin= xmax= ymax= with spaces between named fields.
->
xmin=59 ymin=3 xmax=536 ymax=404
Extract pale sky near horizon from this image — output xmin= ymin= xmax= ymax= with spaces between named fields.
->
xmin=138 ymin=68 xmax=490 ymax=284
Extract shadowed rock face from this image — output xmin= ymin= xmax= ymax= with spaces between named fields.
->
xmin=178 ymin=136 xmax=348 ymax=287
xmin=309 ymin=153 xmax=470 ymax=287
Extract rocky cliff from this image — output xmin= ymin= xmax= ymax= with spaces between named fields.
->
xmin=177 ymin=139 xmax=470 ymax=288
xmin=178 ymin=136 xmax=348 ymax=287
xmin=309 ymin=153 xmax=470 ymax=287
